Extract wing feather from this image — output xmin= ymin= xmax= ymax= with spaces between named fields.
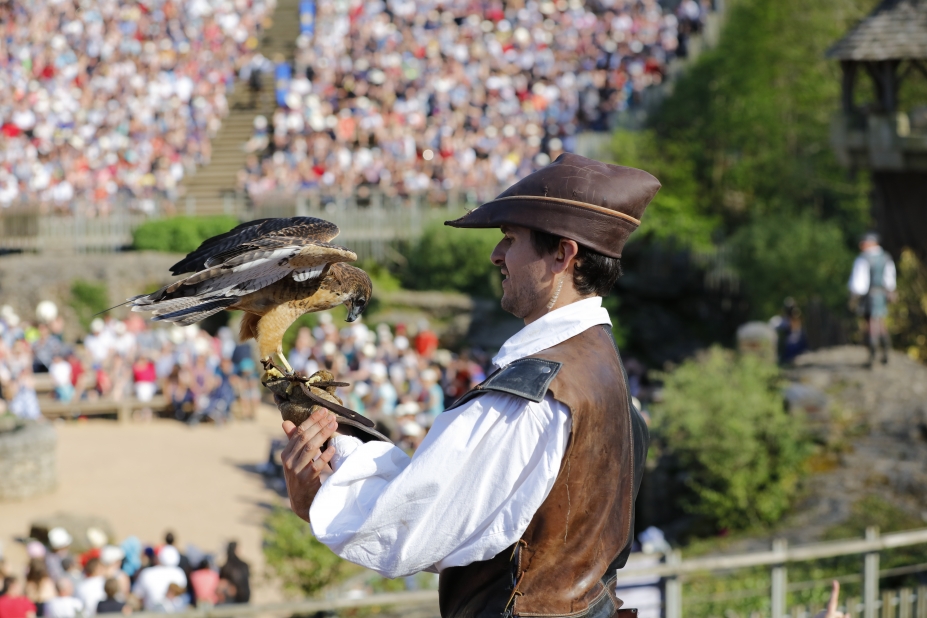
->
xmin=169 ymin=217 xmax=341 ymax=275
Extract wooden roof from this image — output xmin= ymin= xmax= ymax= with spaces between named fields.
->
xmin=827 ymin=0 xmax=927 ymax=61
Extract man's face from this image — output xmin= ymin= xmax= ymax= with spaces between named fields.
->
xmin=491 ymin=225 xmax=552 ymax=321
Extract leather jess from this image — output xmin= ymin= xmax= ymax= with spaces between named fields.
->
xmin=438 ymin=325 xmax=649 ymax=618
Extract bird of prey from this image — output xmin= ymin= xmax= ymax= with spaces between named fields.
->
xmin=129 ymin=217 xmax=372 ymax=377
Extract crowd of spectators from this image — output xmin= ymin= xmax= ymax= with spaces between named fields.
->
xmin=0 ymin=528 xmax=249 ymax=617
xmin=0 ymin=0 xmax=274 ymax=213
xmin=0 ymin=300 xmax=491 ymax=444
xmin=239 ymin=0 xmax=709 ymax=202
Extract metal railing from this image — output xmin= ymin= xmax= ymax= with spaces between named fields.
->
xmin=614 ymin=526 xmax=927 ymax=618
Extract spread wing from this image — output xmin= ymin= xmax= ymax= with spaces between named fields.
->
xmin=131 ymin=218 xmax=355 ymax=326
xmin=169 ymin=217 xmax=341 ymax=275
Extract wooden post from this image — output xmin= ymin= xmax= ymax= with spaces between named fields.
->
xmin=117 ymin=402 xmax=131 ymax=424
xmin=883 ymin=590 xmax=895 ymax=618
xmin=864 ymin=527 xmax=880 ymax=618
xmin=664 ymin=550 xmax=682 ymax=618
xmin=916 ymin=586 xmax=927 ymax=618
xmin=900 ymin=588 xmax=913 ymax=618
xmin=771 ymin=539 xmax=788 ymax=618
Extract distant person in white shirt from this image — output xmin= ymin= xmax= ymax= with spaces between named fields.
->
xmin=75 ymin=559 xmax=105 ymax=617
xmin=848 ymin=232 xmax=896 ymax=366
xmin=131 ymin=546 xmax=187 ymax=612
xmin=43 ymin=579 xmax=84 ymax=618
xmin=276 ymin=154 xmax=657 ymax=616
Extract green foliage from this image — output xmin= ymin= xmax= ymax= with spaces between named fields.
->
xmin=610 ymin=130 xmax=717 ymax=250
xmin=888 ymin=249 xmax=927 ymax=361
xmin=651 ymin=0 xmax=872 ymax=228
xmin=653 ymin=347 xmax=811 ymax=531
xmin=730 ymin=213 xmax=854 ymax=318
xmin=132 ymin=215 xmax=239 ymax=254
xmin=398 ymin=222 xmax=501 ymax=298
xmin=263 ymin=507 xmax=358 ymax=597
xmin=69 ymin=280 xmax=110 ymax=331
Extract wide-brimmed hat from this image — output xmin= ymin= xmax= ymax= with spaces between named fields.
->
xmin=446 ymin=153 xmax=660 ymax=258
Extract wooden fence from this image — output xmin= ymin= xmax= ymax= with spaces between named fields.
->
xmin=614 ymin=526 xmax=927 ymax=618
xmin=0 ymin=191 xmax=474 ymax=261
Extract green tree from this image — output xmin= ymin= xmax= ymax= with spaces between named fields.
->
xmin=263 ymin=507 xmax=357 ymax=597
xmin=69 ymin=280 xmax=110 ymax=331
xmin=132 ymin=215 xmax=239 ymax=255
xmin=730 ymin=212 xmax=854 ymax=318
xmin=399 ymin=222 xmax=501 ymax=298
xmin=653 ymin=347 xmax=811 ymax=531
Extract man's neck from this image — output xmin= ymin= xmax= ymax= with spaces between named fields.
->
xmin=524 ymin=292 xmax=596 ymax=325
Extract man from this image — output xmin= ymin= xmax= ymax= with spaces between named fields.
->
xmin=280 ymin=154 xmax=658 ymax=617
xmin=0 ymin=578 xmax=35 ymax=618
xmin=848 ymin=232 xmax=896 ymax=366
xmin=131 ymin=545 xmax=186 ymax=611
xmin=42 ymin=578 xmax=83 ymax=618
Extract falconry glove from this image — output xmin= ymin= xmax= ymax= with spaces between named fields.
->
xmin=264 ymin=366 xmax=392 ymax=444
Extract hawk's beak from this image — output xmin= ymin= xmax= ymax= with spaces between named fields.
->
xmin=346 ymin=302 xmax=363 ymax=322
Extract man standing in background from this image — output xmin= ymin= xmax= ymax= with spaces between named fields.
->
xmin=849 ymin=232 xmax=896 ymax=367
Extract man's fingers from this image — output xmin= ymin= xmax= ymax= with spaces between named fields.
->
xmin=282 ymin=420 xmax=297 ymax=437
xmin=281 ymin=411 xmax=333 ymax=467
xmin=287 ymin=417 xmax=338 ymax=474
xmin=827 ymin=580 xmax=840 ymax=614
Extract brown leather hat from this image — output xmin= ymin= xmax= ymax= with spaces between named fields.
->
xmin=445 ymin=153 xmax=660 ymax=258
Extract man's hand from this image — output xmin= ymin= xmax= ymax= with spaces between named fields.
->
xmin=281 ymin=408 xmax=339 ymax=523
xmin=814 ymin=581 xmax=848 ymax=618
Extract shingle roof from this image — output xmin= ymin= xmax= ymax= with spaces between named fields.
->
xmin=827 ymin=0 xmax=927 ymax=61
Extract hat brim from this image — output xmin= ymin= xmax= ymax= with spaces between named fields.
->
xmin=445 ymin=196 xmax=638 ymax=259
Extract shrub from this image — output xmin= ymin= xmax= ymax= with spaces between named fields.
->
xmin=132 ymin=215 xmax=239 ymax=254
xmin=398 ymin=222 xmax=501 ymax=298
xmin=263 ymin=507 xmax=357 ymax=597
xmin=653 ymin=346 xmax=810 ymax=531
xmin=730 ymin=213 xmax=853 ymax=319
xmin=69 ymin=280 xmax=110 ymax=331
xmin=888 ymin=249 xmax=927 ymax=361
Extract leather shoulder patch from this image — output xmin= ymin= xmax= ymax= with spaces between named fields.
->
xmin=480 ymin=358 xmax=563 ymax=403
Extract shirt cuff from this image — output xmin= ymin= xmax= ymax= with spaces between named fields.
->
xmin=330 ymin=435 xmax=363 ymax=471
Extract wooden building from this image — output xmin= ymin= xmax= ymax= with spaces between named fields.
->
xmin=828 ymin=0 xmax=927 ymax=258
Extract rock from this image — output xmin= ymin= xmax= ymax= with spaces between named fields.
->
xmin=736 ymin=321 xmax=777 ymax=361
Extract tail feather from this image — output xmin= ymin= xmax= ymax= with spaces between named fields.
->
xmin=150 ymin=298 xmax=236 ymax=326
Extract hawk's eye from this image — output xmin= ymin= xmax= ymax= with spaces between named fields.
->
xmin=357 ymin=298 xmax=367 ymax=307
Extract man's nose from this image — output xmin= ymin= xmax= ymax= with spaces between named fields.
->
xmin=490 ymin=240 xmax=506 ymax=266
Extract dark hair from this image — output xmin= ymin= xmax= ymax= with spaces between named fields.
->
xmin=530 ymin=230 xmax=623 ymax=297
xmin=164 ymin=532 xmax=175 ymax=545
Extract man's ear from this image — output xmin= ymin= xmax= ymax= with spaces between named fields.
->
xmin=552 ymin=239 xmax=580 ymax=275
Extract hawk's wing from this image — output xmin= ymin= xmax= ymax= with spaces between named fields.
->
xmin=131 ymin=219 xmax=355 ymax=325
xmin=169 ymin=217 xmax=341 ymax=275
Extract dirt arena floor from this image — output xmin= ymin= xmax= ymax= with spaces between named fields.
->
xmin=0 ymin=405 xmax=292 ymax=603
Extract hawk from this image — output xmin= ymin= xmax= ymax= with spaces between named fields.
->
xmin=129 ymin=217 xmax=372 ymax=376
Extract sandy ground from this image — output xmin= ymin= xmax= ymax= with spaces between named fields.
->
xmin=0 ymin=405 xmax=291 ymax=603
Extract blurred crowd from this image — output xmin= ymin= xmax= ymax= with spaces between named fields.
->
xmin=0 ymin=301 xmax=261 ymax=424
xmin=281 ymin=313 xmax=489 ymax=449
xmin=0 ymin=0 xmax=273 ymax=213
xmin=238 ymin=0 xmax=709 ymax=201
xmin=0 ymin=528 xmax=250 ymax=617
xmin=0 ymin=300 xmax=491 ymax=444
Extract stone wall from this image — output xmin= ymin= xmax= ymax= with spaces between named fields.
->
xmin=0 ymin=422 xmax=56 ymax=501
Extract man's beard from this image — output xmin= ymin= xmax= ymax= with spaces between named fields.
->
xmin=500 ymin=278 xmax=537 ymax=319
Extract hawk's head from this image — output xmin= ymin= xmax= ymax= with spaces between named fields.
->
xmin=338 ymin=264 xmax=373 ymax=323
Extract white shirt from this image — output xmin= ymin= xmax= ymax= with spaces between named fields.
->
xmin=310 ymin=297 xmax=612 ymax=578
xmin=76 ymin=576 xmax=105 ymax=617
xmin=43 ymin=597 xmax=84 ymax=618
xmin=131 ymin=566 xmax=187 ymax=611
xmin=849 ymin=247 xmax=896 ymax=295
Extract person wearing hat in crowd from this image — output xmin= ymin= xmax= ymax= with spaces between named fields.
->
xmin=44 ymin=529 xmax=72 ymax=583
xmin=278 ymin=153 xmax=656 ymax=617
xmin=130 ymin=546 xmax=186 ymax=612
xmin=849 ymin=232 xmax=897 ymax=367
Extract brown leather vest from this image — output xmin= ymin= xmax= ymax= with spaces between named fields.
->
xmin=439 ymin=325 xmax=648 ymax=618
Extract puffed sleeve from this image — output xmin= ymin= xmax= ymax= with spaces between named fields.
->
xmin=309 ymin=392 xmax=571 ymax=578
